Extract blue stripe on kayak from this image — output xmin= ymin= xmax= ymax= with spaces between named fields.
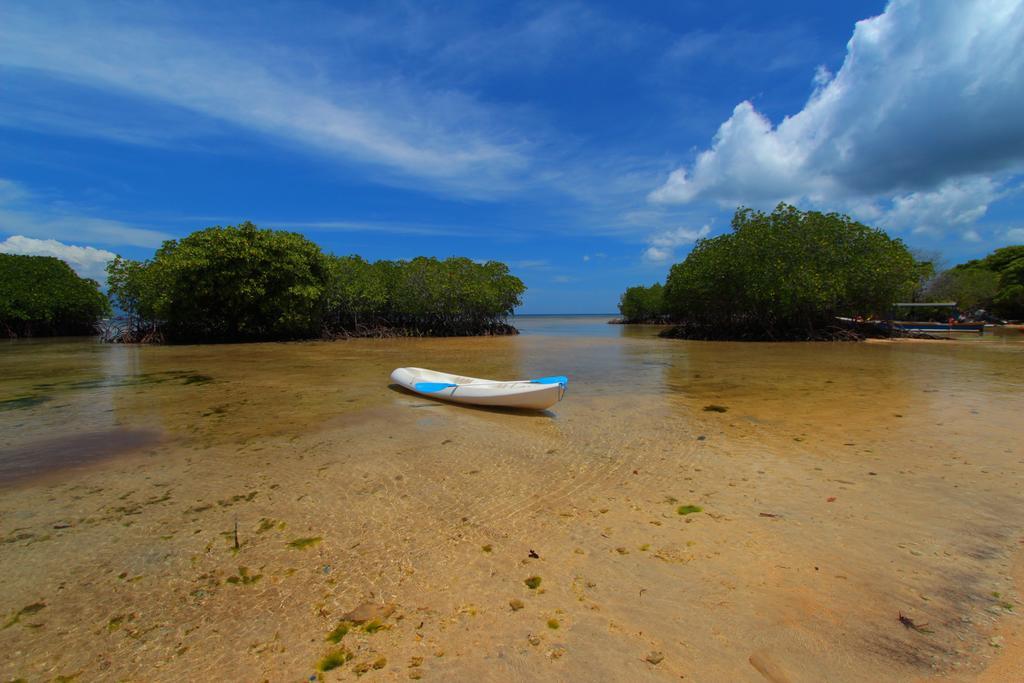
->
xmin=414 ymin=382 xmax=457 ymax=393
xmin=530 ymin=375 xmax=568 ymax=388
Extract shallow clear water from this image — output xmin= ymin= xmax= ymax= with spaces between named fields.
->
xmin=1 ymin=328 xmax=1023 ymax=680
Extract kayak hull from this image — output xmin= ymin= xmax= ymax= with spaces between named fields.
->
xmin=390 ymin=367 xmax=565 ymax=410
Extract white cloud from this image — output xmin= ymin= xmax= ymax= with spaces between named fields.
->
xmin=812 ymin=64 xmax=832 ymax=88
xmin=1005 ymin=227 xmax=1024 ymax=242
xmin=875 ymin=177 xmax=999 ymax=236
xmin=0 ymin=178 xmax=171 ymax=248
xmin=0 ymin=235 xmax=116 ymax=282
xmin=649 ymin=225 xmax=711 ymax=248
xmin=643 ymin=224 xmax=710 ymax=263
xmin=0 ymin=4 xmax=530 ymax=199
xmin=650 ymin=0 xmax=1024 ymax=238
xmin=643 ymin=246 xmax=674 ymax=263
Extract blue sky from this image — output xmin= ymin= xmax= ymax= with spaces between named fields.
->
xmin=2 ymin=0 xmax=1023 ymax=312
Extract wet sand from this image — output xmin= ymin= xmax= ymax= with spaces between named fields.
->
xmin=1 ymin=323 xmax=1022 ymax=681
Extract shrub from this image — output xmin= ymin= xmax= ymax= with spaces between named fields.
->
xmin=923 ymin=268 xmax=1000 ymax=312
xmin=935 ymin=245 xmax=1024 ymax=319
xmin=106 ymin=222 xmax=527 ymax=342
xmin=324 ymin=255 xmax=525 ymax=336
xmin=107 ymin=222 xmax=330 ymax=342
xmin=617 ymin=283 xmax=666 ymax=322
xmin=661 ymin=204 xmax=919 ymax=339
xmin=0 ymin=253 xmax=110 ymax=337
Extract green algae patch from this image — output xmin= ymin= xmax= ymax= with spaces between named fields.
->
xmin=183 ymin=374 xmax=214 ymax=385
xmin=107 ymin=615 xmax=125 ymax=632
xmin=257 ymin=518 xmax=285 ymax=533
xmin=218 ymin=491 xmax=258 ymax=507
xmin=547 ymin=618 xmax=560 ymax=629
xmin=481 ymin=544 xmax=493 ymax=553
xmin=326 ymin=622 xmax=350 ymax=644
xmin=288 ymin=536 xmax=322 ymax=550
xmin=362 ymin=619 xmax=386 ymax=634
xmin=677 ymin=505 xmax=703 ymax=515
xmin=225 ymin=566 xmax=262 ymax=585
xmin=318 ymin=648 xmax=353 ymax=672
xmin=703 ymin=405 xmax=728 ymax=413
xmin=3 ymin=601 xmax=46 ymax=629
xmin=524 ymin=576 xmax=542 ymax=590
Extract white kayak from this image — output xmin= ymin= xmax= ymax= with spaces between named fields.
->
xmin=390 ymin=367 xmax=568 ymax=410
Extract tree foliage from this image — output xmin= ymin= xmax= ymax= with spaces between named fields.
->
xmin=930 ymin=245 xmax=1024 ymax=319
xmin=324 ymin=255 xmax=525 ymax=336
xmin=660 ymin=204 xmax=919 ymax=340
xmin=105 ymin=222 xmax=526 ymax=342
xmin=108 ymin=222 xmax=329 ymax=342
xmin=0 ymin=253 xmax=110 ymax=337
xmin=617 ymin=283 xmax=666 ymax=322
xmin=923 ymin=268 xmax=1000 ymax=312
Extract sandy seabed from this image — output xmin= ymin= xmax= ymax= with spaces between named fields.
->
xmin=1 ymin=330 xmax=1022 ymax=681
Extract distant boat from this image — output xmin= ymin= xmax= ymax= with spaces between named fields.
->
xmin=390 ymin=367 xmax=568 ymax=410
xmin=891 ymin=321 xmax=984 ymax=334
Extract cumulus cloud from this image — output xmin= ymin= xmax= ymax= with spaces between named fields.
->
xmin=874 ymin=177 xmax=1000 ymax=236
xmin=650 ymin=0 xmax=1024 ymax=237
xmin=643 ymin=246 xmax=673 ymax=263
xmin=643 ymin=224 xmax=710 ymax=263
xmin=1005 ymin=227 xmax=1024 ymax=242
xmin=0 ymin=235 xmax=116 ymax=282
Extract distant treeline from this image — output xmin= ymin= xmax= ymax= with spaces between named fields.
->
xmin=618 ymin=204 xmax=1024 ymax=339
xmin=616 ymin=282 xmax=666 ymax=323
xmin=921 ymin=245 xmax=1023 ymax=319
xmin=618 ymin=204 xmax=928 ymax=340
xmin=1 ymin=253 xmax=110 ymax=337
xmin=104 ymin=222 xmax=525 ymax=343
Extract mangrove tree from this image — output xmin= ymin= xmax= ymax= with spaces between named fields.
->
xmin=617 ymin=283 xmax=666 ymax=323
xmin=105 ymin=222 xmax=526 ymax=342
xmin=926 ymin=245 xmax=1024 ymax=319
xmin=0 ymin=253 xmax=110 ymax=337
xmin=660 ymin=204 xmax=919 ymax=340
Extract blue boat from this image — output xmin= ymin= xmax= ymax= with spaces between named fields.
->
xmin=891 ymin=321 xmax=984 ymax=334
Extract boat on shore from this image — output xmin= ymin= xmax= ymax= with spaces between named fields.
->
xmin=891 ymin=321 xmax=985 ymax=334
xmin=390 ymin=367 xmax=568 ymax=410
